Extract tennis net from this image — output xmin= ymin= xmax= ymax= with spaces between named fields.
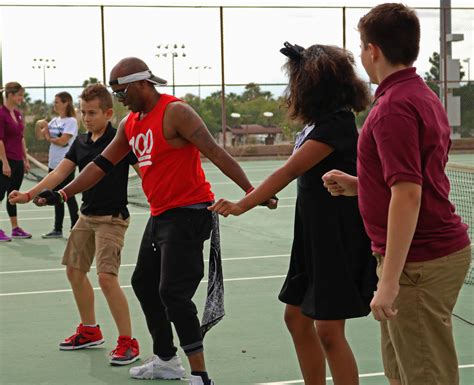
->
xmin=446 ymin=162 xmax=474 ymax=285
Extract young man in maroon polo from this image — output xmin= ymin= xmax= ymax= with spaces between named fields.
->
xmin=323 ymin=4 xmax=470 ymax=385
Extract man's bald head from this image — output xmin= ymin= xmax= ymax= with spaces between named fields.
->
xmin=110 ymin=57 xmax=149 ymax=80
xmin=108 ymin=57 xmax=165 ymax=114
xmin=109 ymin=57 xmax=167 ymax=88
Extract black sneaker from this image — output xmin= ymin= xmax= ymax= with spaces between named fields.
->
xmin=41 ymin=230 xmax=63 ymax=239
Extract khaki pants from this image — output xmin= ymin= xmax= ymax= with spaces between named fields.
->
xmin=375 ymin=246 xmax=471 ymax=385
xmin=62 ymin=214 xmax=129 ymax=275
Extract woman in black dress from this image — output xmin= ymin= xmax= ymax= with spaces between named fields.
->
xmin=210 ymin=43 xmax=377 ymax=385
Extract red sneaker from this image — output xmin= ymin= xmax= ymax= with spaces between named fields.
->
xmin=59 ymin=324 xmax=104 ymax=350
xmin=109 ymin=336 xmax=140 ymax=366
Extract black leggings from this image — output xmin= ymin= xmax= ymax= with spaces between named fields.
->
xmin=0 ymin=159 xmax=25 ymax=217
xmin=48 ymin=168 xmax=79 ymax=232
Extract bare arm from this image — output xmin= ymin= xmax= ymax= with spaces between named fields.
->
xmin=22 ymin=138 xmax=30 ymax=172
xmin=61 ymin=117 xmax=131 ymax=199
xmin=36 ymin=120 xmax=48 ymax=140
xmin=38 ymin=120 xmax=74 ymax=146
xmin=38 ymin=120 xmax=50 ymax=141
xmin=49 ymin=133 xmax=73 ymax=147
xmin=370 ymin=181 xmax=421 ymax=321
xmin=0 ymin=140 xmax=10 ymax=177
xmin=132 ymin=163 xmax=141 ymax=178
xmin=8 ymin=159 xmax=76 ymax=204
xmin=0 ymin=140 xmax=7 ymax=164
xmin=0 ymin=115 xmax=11 ymax=176
xmin=167 ymin=103 xmax=253 ymax=192
xmin=209 ymin=140 xmax=333 ymax=216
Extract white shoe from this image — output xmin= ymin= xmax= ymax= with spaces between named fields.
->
xmin=129 ymin=354 xmax=185 ymax=379
xmin=189 ymin=374 xmax=215 ymax=385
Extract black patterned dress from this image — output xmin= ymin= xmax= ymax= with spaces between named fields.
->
xmin=279 ymin=110 xmax=377 ymax=320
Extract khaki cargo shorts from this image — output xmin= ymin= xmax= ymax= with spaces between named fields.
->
xmin=374 ymin=245 xmax=471 ymax=385
xmin=62 ymin=214 xmax=130 ymax=275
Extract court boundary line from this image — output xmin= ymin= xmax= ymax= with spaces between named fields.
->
xmin=0 ymin=254 xmax=290 ymax=275
xmin=0 ymin=274 xmax=286 ymax=297
xmin=256 ymin=364 xmax=474 ymax=384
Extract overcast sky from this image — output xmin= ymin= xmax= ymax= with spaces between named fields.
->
xmin=1 ymin=0 xmax=473 ymax=101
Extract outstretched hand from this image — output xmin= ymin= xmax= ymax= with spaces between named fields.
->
xmin=208 ymin=199 xmax=246 ymax=217
xmin=322 ymin=170 xmax=358 ymax=196
xmin=8 ymin=190 xmax=30 ymax=205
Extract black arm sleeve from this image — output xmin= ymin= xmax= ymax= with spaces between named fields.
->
xmin=125 ymin=150 xmax=138 ymax=165
xmin=93 ymin=154 xmax=114 ymax=174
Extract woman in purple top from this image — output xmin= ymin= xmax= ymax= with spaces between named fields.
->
xmin=0 ymin=82 xmax=32 ymax=241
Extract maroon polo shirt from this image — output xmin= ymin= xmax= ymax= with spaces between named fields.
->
xmin=0 ymin=105 xmax=25 ymax=161
xmin=357 ymin=67 xmax=470 ymax=262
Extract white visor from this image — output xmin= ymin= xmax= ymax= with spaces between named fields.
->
xmin=109 ymin=70 xmax=167 ymax=86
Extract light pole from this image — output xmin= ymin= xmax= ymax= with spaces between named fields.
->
xmin=188 ymin=65 xmax=212 ymax=99
xmin=156 ymin=43 xmax=186 ymax=96
xmin=463 ymin=58 xmax=471 ymax=84
xmin=32 ymin=58 xmax=56 ymax=105
xmin=230 ymin=112 xmax=241 ymax=146
xmin=263 ymin=111 xmax=274 ymax=126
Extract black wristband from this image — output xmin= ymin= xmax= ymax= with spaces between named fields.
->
xmin=93 ymin=154 xmax=114 ymax=174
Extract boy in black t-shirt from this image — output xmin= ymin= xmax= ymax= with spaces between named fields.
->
xmin=9 ymin=84 xmax=141 ymax=366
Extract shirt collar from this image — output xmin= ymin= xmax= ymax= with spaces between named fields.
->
xmin=86 ymin=122 xmax=114 ymax=144
xmin=374 ymin=67 xmax=419 ymax=99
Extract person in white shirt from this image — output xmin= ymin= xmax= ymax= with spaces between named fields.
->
xmin=36 ymin=92 xmax=79 ymax=238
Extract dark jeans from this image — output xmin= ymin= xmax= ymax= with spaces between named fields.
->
xmin=0 ymin=159 xmax=25 ymax=217
xmin=132 ymin=208 xmax=212 ymax=358
xmin=48 ymin=168 xmax=79 ymax=232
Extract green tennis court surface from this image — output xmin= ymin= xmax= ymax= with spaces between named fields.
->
xmin=1 ymin=159 xmax=473 ymax=385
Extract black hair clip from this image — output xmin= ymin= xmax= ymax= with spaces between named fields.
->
xmin=280 ymin=41 xmax=305 ymax=61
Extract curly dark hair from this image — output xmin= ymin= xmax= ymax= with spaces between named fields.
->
xmin=283 ymin=44 xmax=370 ymax=125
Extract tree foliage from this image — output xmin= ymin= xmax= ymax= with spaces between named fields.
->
xmin=425 ymin=52 xmax=441 ymax=95
xmin=183 ymin=83 xmax=301 ymax=140
xmin=82 ymin=77 xmax=100 ymax=87
xmin=23 ymin=77 xmax=382 ymax=156
xmin=424 ymin=52 xmax=473 ymax=137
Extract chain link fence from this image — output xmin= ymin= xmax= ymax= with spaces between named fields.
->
xmin=1 ymin=4 xmax=473 ymax=149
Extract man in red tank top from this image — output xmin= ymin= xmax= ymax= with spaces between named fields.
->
xmin=52 ymin=57 xmax=276 ymax=385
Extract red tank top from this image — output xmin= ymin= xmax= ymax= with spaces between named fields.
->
xmin=124 ymin=94 xmax=214 ymax=216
